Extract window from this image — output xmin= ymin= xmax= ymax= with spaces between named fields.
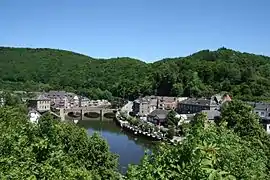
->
xmin=261 ymin=112 xmax=265 ymax=116
xmin=268 ymin=113 xmax=270 ymax=117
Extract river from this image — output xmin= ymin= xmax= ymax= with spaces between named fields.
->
xmin=77 ymin=118 xmax=157 ymax=174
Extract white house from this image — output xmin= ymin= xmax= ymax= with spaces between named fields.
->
xmin=28 ymin=110 xmax=41 ymax=123
xmin=252 ymin=103 xmax=270 ymax=120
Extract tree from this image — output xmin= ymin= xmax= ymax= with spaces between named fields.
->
xmin=220 ymin=100 xmax=265 ymax=137
xmin=171 ymin=83 xmax=184 ymax=97
xmin=2 ymin=47 xmax=270 ymax=101
xmin=126 ymin=111 xmax=268 ymax=180
xmin=0 ymin=107 xmax=121 ymax=179
xmin=185 ymin=72 xmax=205 ymax=97
xmin=166 ymin=110 xmax=178 ymax=127
xmin=220 ymin=100 xmax=270 ymax=171
xmin=1 ymin=91 xmax=21 ymax=106
xmin=167 ymin=127 xmax=175 ymax=139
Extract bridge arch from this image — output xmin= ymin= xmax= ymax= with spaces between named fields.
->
xmin=63 ymin=107 xmax=118 ymax=120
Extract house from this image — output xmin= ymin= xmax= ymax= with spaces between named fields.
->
xmin=28 ymin=95 xmax=51 ymax=112
xmin=132 ymin=96 xmax=158 ymax=116
xmin=248 ymin=102 xmax=270 ymax=134
xmin=252 ymin=103 xmax=270 ymax=120
xmin=132 ymin=95 xmax=180 ymax=116
xmin=44 ymin=91 xmax=69 ymax=108
xmin=89 ymin=99 xmax=110 ymax=107
xmin=157 ymin=96 xmax=178 ymax=110
xmin=147 ymin=109 xmax=170 ymax=125
xmin=80 ymin=97 xmax=90 ymax=107
xmin=177 ymin=93 xmax=231 ymax=114
xmin=237 ymin=102 xmax=270 ymax=134
xmin=43 ymin=91 xmax=86 ymax=108
xmin=177 ymin=98 xmax=216 ymax=114
xmin=28 ymin=109 xmax=41 ymax=123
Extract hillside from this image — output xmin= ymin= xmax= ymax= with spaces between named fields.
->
xmin=1 ymin=46 xmax=270 ymax=101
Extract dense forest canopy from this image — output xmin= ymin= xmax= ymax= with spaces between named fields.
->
xmin=1 ymin=46 xmax=270 ymax=101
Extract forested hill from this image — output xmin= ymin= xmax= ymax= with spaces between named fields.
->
xmin=1 ymin=46 xmax=270 ymax=101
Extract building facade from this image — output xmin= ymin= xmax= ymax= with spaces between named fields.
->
xmin=133 ymin=96 xmax=180 ymax=116
xmin=44 ymin=91 xmax=70 ymax=108
xmin=28 ymin=99 xmax=51 ymax=112
xmin=132 ymin=96 xmax=158 ymax=116
xmin=158 ymin=96 xmax=178 ymax=110
xmin=177 ymin=94 xmax=231 ymax=114
xmin=80 ymin=97 xmax=90 ymax=107
xmin=36 ymin=99 xmax=51 ymax=112
xmin=252 ymin=103 xmax=270 ymax=120
xmin=177 ymin=98 xmax=216 ymax=114
xmin=147 ymin=109 xmax=170 ymax=125
xmin=245 ymin=102 xmax=270 ymax=134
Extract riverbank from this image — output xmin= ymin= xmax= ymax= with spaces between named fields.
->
xmin=116 ymin=119 xmax=165 ymax=141
xmin=115 ymin=111 xmax=183 ymax=144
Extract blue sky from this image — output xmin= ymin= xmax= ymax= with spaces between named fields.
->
xmin=1 ymin=0 xmax=270 ymax=62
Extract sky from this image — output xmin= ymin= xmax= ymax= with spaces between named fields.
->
xmin=1 ymin=0 xmax=270 ymax=62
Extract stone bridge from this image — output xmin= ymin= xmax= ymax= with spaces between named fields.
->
xmin=62 ymin=107 xmax=118 ymax=120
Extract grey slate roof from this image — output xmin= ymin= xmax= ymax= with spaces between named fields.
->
xmin=46 ymin=91 xmax=67 ymax=98
xmin=202 ymin=110 xmax=221 ymax=120
xmin=148 ymin=109 xmax=170 ymax=119
xmin=253 ymin=103 xmax=270 ymax=111
xmin=37 ymin=94 xmax=50 ymax=101
xmin=158 ymin=96 xmax=177 ymax=102
xmin=181 ymin=98 xmax=212 ymax=106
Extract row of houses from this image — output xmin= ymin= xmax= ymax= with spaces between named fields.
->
xmin=131 ymin=93 xmax=232 ymax=126
xmin=132 ymin=94 xmax=231 ymax=117
xmin=28 ymin=91 xmax=111 ymax=111
xmin=27 ymin=91 xmax=111 ymax=122
xmin=132 ymin=96 xmax=182 ymax=117
xmin=132 ymin=94 xmax=270 ymax=135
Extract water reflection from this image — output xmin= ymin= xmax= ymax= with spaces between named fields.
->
xmin=78 ymin=119 xmax=156 ymax=173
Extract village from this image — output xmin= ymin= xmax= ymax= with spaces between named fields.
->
xmin=117 ymin=92 xmax=270 ymax=142
xmin=0 ymin=90 xmax=111 ymax=122
xmin=1 ymin=90 xmax=270 ymax=139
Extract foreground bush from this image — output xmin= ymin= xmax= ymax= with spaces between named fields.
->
xmin=127 ymin=110 xmax=269 ymax=180
xmin=0 ymin=107 xmax=120 ymax=179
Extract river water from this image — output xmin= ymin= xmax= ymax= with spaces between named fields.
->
xmin=78 ymin=118 xmax=157 ymax=173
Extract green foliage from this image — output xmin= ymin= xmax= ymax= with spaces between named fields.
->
xmin=126 ymin=106 xmax=269 ymax=180
xmin=0 ymin=91 xmax=22 ymax=106
xmin=166 ymin=110 xmax=178 ymax=127
xmin=167 ymin=127 xmax=175 ymax=139
xmin=1 ymin=47 xmax=270 ymax=101
xmin=220 ymin=100 xmax=270 ymax=172
xmin=220 ymin=100 xmax=265 ymax=137
xmin=0 ymin=107 xmax=120 ymax=179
